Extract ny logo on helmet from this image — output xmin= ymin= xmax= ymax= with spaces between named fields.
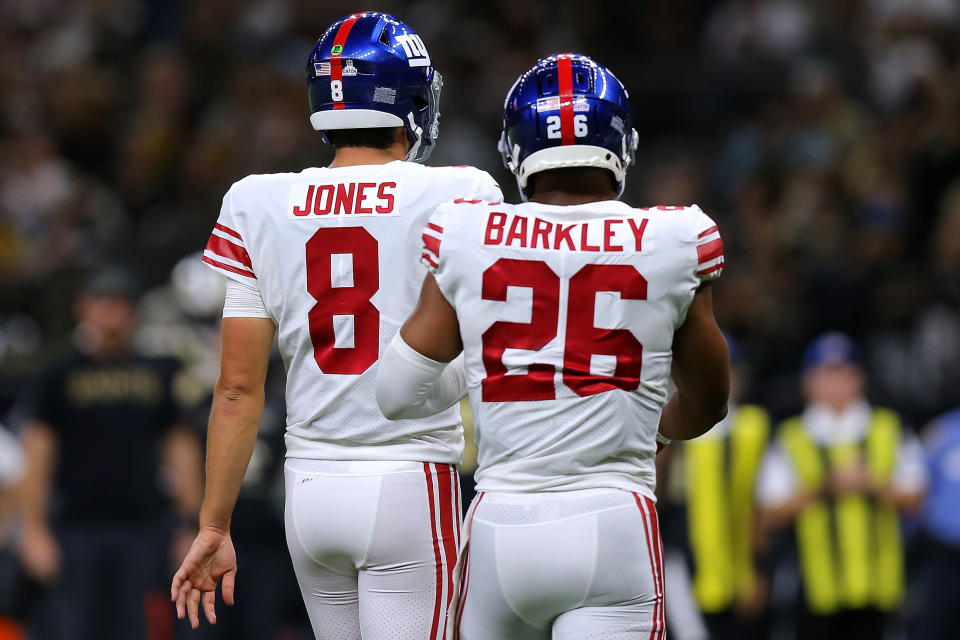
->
xmin=395 ymin=33 xmax=430 ymax=67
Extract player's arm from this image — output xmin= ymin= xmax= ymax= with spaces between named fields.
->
xmin=17 ymin=421 xmax=61 ymax=582
xmin=658 ymin=284 xmax=730 ymax=441
xmin=172 ymin=315 xmax=274 ymax=628
xmin=202 ymin=317 xmax=274 ymax=530
xmin=375 ymin=273 xmax=465 ymax=420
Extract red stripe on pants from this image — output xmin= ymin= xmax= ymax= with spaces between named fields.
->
xmin=635 ymin=493 xmax=663 ymax=639
xmin=436 ymin=466 xmax=458 ymax=638
xmin=424 ymin=463 xmax=444 ymax=640
xmin=644 ymin=495 xmax=666 ymax=640
xmin=455 ymin=492 xmax=483 ymax=640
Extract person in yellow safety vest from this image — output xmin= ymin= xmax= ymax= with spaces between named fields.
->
xmin=663 ymin=335 xmax=771 ymax=640
xmin=756 ymin=332 xmax=926 ymax=640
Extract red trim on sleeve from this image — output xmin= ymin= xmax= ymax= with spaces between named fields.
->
xmin=421 ymin=252 xmax=439 ymax=269
xmin=422 ymin=233 xmax=441 ymax=257
xmin=697 ymin=225 xmax=718 ymax=239
xmin=697 ymin=238 xmax=724 ymax=265
xmin=697 ymin=262 xmax=724 ymax=276
xmin=214 ymin=223 xmax=243 ymax=241
xmin=426 ymin=222 xmax=444 ymax=233
xmin=201 ymin=256 xmax=256 ymax=279
xmin=206 ymin=234 xmax=253 ymax=268
xmin=557 ymin=54 xmax=575 ymax=146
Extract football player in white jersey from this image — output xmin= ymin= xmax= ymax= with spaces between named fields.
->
xmin=375 ymin=54 xmax=731 ymax=639
xmin=170 ymin=12 xmax=500 ymax=640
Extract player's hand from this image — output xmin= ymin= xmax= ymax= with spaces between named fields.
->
xmin=18 ymin=522 xmax=61 ymax=583
xmin=171 ymin=526 xmax=237 ymax=629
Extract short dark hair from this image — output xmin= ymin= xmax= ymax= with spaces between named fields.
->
xmin=83 ymin=266 xmax=141 ymax=302
xmin=324 ymin=127 xmax=401 ymax=150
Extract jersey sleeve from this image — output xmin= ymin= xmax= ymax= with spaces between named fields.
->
xmin=690 ymin=206 xmax=724 ymax=282
xmin=201 ymin=186 xmax=258 ymax=285
xmin=420 ymin=207 xmax=445 ymax=274
xmin=419 ymin=205 xmax=457 ymax=305
xmin=222 ymin=278 xmax=271 ymax=319
xmin=468 ymin=169 xmax=503 ymax=203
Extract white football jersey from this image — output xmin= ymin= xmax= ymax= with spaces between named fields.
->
xmin=202 ymin=161 xmax=501 ymax=463
xmin=421 ymin=199 xmax=724 ymax=494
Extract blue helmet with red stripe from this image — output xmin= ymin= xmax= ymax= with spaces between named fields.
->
xmin=307 ymin=12 xmax=442 ymax=162
xmin=498 ymin=54 xmax=639 ymax=200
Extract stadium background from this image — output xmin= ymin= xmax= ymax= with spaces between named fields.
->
xmin=0 ymin=0 xmax=958 ymax=638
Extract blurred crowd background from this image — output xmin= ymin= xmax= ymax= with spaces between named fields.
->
xmin=0 ymin=0 xmax=958 ymax=639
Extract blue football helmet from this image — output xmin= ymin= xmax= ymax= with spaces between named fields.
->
xmin=307 ymin=11 xmax=442 ymax=163
xmin=498 ymin=54 xmax=639 ymax=200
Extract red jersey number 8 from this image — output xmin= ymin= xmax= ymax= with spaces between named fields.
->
xmin=305 ymin=227 xmax=380 ymax=374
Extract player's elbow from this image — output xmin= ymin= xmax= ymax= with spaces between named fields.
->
xmin=216 ymin=376 xmax=261 ymax=401
xmin=688 ymin=394 xmax=728 ymax=437
xmin=706 ymin=399 xmax=729 ymax=426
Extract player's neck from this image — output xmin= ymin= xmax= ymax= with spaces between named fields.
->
xmin=329 ymin=144 xmax=407 ymax=168
xmin=529 ymin=169 xmax=618 ymax=205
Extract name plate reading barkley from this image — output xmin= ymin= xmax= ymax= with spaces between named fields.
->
xmin=288 ymin=181 xmax=400 ymax=218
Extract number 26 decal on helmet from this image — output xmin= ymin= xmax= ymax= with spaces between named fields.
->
xmin=498 ymin=53 xmax=639 ymax=200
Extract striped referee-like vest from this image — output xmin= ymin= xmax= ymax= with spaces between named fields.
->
xmin=686 ymin=405 xmax=770 ymax=612
xmin=779 ymin=409 xmax=904 ymax=614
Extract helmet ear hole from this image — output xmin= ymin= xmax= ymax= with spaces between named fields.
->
xmin=379 ymin=27 xmax=390 ymax=46
xmin=538 ymin=73 xmax=557 ymax=94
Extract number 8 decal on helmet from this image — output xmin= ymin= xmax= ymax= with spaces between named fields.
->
xmin=306 ymin=12 xmax=443 ymax=162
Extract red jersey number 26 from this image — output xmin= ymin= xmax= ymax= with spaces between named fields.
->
xmin=481 ymin=258 xmax=647 ymax=401
xmin=305 ymin=227 xmax=379 ymax=374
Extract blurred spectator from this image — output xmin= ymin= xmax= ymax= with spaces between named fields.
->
xmin=185 ymin=348 xmax=304 ymax=640
xmin=15 ymin=269 xmax=202 ymax=640
xmin=661 ymin=337 xmax=771 ymax=640
xmin=135 ymin=255 xmax=311 ymax=639
xmin=913 ymin=408 xmax=960 ymax=639
xmin=0 ymin=423 xmax=25 ymax=639
xmin=757 ymin=332 xmax=926 ymax=640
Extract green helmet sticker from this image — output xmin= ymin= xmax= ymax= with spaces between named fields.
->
xmin=331 ymin=44 xmax=343 ymax=56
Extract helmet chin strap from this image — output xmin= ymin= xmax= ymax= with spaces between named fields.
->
xmin=516 ymin=174 xmax=532 ymax=202
xmin=405 ymin=112 xmax=424 ymax=162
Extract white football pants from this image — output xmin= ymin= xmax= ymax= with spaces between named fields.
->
xmin=285 ymin=459 xmax=461 ymax=640
xmin=451 ymin=489 xmax=665 ymax=640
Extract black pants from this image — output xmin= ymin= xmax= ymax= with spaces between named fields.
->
xmin=913 ymin=539 xmax=960 ymax=640
xmin=29 ymin=523 xmax=163 ymax=640
xmin=703 ymin=609 xmax=769 ymax=640
xmin=797 ymin=606 xmax=886 ymax=640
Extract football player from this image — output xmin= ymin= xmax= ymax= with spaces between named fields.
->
xmin=170 ymin=12 xmax=500 ymax=640
xmin=376 ymin=54 xmax=730 ymax=639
